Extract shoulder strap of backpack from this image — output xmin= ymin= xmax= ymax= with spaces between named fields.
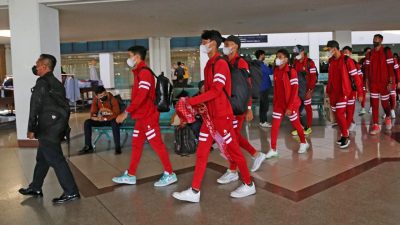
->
xmin=138 ymin=66 xmax=158 ymax=80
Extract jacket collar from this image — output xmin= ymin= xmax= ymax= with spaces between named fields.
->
xmin=133 ymin=61 xmax=147 ymax=75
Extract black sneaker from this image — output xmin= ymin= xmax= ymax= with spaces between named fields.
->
xmin=336 ymin=137 xmax=344 ymax=145
xmin=52 ymin=193 xmax=80 ymax=204
xmin=18 ymin=187 xmax=43 ymax=197
xmin=115 ymin=147 xmax=122 ymax=155
xmin=339 ymin=137 xmax=351 ymax=149
xmin=78 ymin=145 xmax=94 ymax=155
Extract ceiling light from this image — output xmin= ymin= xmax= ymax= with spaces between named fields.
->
xmin=0 ymin=30 xmax=10 ymax=38
xmin=383 ymin=30 xmax=400 ymax=35
xmin=45 ymin=0 xmax=132 ymax=7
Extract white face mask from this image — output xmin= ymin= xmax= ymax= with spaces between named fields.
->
xmin=327 ymin=50 xmax=334 ymax=58
xmin=126 ymin=58 xmax=136 ymax=68
xmin=275 ymin=58 xmax=284 ymax=66
xmin=200 ymin=43 xmax=212 ymax=54
xmin=295 ymin=54 xmax=303 ymax=60
xmin=222 ymin=47 xmax=233 ymax=55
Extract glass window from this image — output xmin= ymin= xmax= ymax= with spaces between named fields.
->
xmin=170 ymin=48 xmax=200 ymax=83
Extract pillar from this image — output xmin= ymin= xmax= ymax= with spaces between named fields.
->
xmin=333 ymin=30 xmax=352 ymax=48
xmin=9 ymin=0 xmax=61 ymax=145
xmin=308 ymin=33 xmax=321 ymax=73
xmin=5 ymin=44 xmax=12 ymax=75
xmin=199 ymin=46 xmax=208 ymax=80
xmin=99 ymin=53 xmax=115 ymax=88
xmin=149 ymin=37 xmax=171 ymax=79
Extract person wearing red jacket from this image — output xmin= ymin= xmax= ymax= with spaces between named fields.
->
xmin=325 ymin=40 xmax=359 ymax=148
xmin=342 ymin=46 xmax=364 ymax=132
xmin=112 ymin=46 xmax=177 ymax=187
xmin=359 ymin=47 xmax=371 ymax=115
xmin=214 ymin=35 xmax=267 ymax=185
xmin=292 ymin=45 xmax=318 ymax=136
xmin=389 ymin=55 xmax=400 ymax=118
xmin=364 ymin=34 xmax=400 ymax=134
xmin=264 ymin=49 xmax=309 ymax=159
xmin=173 ymin=30 xmax=255 ymax=203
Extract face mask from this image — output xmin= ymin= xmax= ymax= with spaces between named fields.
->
xmin=32 ymin=65 xmax=38 ymax=76
xmin=327 ymin=50 xmax=334 ymax=58
xmin=222 ymin=47 xmax=232 ymax=55
xmin=295 ymin=54 xmax=303 ymax=60
xmin=99 ymin=95 xmax=108 ymax=102
xmin=200 ymin=43 xmax=212 ymax=54
xmin=373 ymin=42 xmax=380 ymax=47
xmin=126 ymin=58 xmax=136 ymax=68
xmin=275 ymin=58 xmax=284 ymax=66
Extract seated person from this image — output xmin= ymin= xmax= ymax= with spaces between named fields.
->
xmin=188 ymin=80 xmax=204 ymax=139
xmin=79 ymin=86 xmax=121 ymax=155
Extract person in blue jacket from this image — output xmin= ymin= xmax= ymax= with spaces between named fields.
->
xmin=255 ymin=50 xmax=273 ymax=128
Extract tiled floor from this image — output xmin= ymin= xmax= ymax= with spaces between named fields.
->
xmin=1 ymin=105 xmax=400 ymax=225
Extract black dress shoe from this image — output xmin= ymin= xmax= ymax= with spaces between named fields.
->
xmin=115 ymin=147 xmax=122 ymax=155
xmin=18 ymin=187 xmax=43 ymax=197
xmin=52 ymin=193 xmax=80 ymax=204
xmin=78 ymin=145 xmax=94 ymax=155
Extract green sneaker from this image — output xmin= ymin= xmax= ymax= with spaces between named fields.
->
xmin=304 ymin=127 xmax=312 ymax=135
xmin=291 ymin=130 xmax=298 ymax=136
xmin=112 ymin=170 xmax=136 ymax=185
xmin=154 ymin=172 xmax=178 ymax=187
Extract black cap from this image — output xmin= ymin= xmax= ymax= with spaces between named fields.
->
xmin=325 ymin=40 xmax=340 ymax=50
xmin=224 ymin=35 xmax=241 ymax=49
xmin=293 ymin=45 xmax=304 ymax=53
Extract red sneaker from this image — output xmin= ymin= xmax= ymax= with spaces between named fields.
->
xmin=369 ymin=124 xmax=380 ymax=135
xmin=384 ymin=117 xmax=392 ymax=130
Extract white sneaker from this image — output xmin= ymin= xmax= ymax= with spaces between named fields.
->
xmin=359 ymin=108 xmax=367 ymax=115
xmin=298 ymin=142 xmax=310 ymax=154
xmin=172 ymin=188 xmax=200 ymax=203
xmin=349 ymin=122 xmax=356 ymax=132
xmin=368 ymin=107 xmax=372 ymax=114
xmin=259 ymin=122 xmax=272 ymax=128
xmin=250 ymin=152 xmax=267 ymax=172
xmin=217 ymin=170 xmax=239 ymax=184
xmin=265 ymin=150 xmax=278 ymax=159
xmin=391 ymin=110 xmax=396 ymax=119
xmin=230 ymin=182 xmax=256 ymax=198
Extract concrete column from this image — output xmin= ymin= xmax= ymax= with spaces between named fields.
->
xmin=149 ymin=37 xmax=171 ymax=79
xmin=199 ymin=46 xmax=208 ymax=80
xmin=9 ymin=0 xmax=61 ymax=144
xmin=333 ymin=30 xmax=352 ymax=48
xmin=4 ymin=44 xmax=12 ymax=75
xmin=308 ymin=33 xmax=321 ymax=73
xmin=99 ymin=53 xmax=115 ymax=88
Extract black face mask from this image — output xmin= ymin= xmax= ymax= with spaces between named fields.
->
xmin=100 ymin=96 xmax=108 ymax=102
xmin=32 ymin=66 xmax=38 ymax=75
xmin=373 ymin=42 xmax=381 ymax=47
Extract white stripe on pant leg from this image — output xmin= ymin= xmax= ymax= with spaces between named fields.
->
xmin=226 ymin=137 xmax=232 ymax=144
xmin=133 ymin=130 xmax=140 ymax=134
xmin=199 ymin=132 xmax=209 ymax=138
xmin=199 ymin=137 xmax=207 ymax=142
xmin=336 ymin=102 xmax=347 ymax=106
xmin=390 ymin=91 xmax=396 ymax=95
xmin=272 ymin=115 xmax=281 ymax=119
xmin=223 ymin=133 xmax=232 ymax=140
xmin=132 ymin=134 xmax=138 ymax=137
xmin=147 ymin=133 xmax=156 ymax=140
xmin=146 ymin=129 xmax=155 ymax=136
xmin=289 ymin=116 xmax=298 ymax=121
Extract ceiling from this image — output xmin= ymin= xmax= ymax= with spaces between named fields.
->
xmin=0 ymin=0 xmax=400 ymax=43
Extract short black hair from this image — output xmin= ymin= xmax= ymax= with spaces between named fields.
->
xmin=364 ymin=47 xmax=371 ymax=53
xmin=201 ymin=30 xmax=223 ymax=47
xmin=225 ymin=35 xmax=241 ymax=49
xmin=128 ymin=45 xmax=147 ymax=60
xmin=276 ymin=49 xmax=289 ymax=59
xmin=95 ymin=86 xmax=106 ymax=94
xmin=39 ymin=54 xmax=57 ymax=71
xmin=342 ymin=46 xmax=352 ymax=53
xmin=327 ymin=40 xmax=340 ymax=50
xmin=255 ymin=50 xmax=266 ymax=59
xmin=177 ymin=62 xmax=182 ymax=66
xmin=374 ymin=34 xmax=383 ymax=39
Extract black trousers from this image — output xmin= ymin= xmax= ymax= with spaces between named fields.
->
xmin=259 ymin=89 xmax=271 ymax=123
xmin=29 ymin=139 xmax=79 ymax=195
xmin=84 ymin=119 xmax=120 ymax=149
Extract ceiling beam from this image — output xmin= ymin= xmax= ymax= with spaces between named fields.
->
xmin=38 ymin=0 xmax=133 ymax=6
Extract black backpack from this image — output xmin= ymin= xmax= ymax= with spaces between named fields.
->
xmin=247 ymin=60 xmax=263 ymax=99
xmin=212 ymin=56 xmax=251 ymax=115
xmin=174 ymin=125 xmax=197 ymax=156
xmin=140 ymin=68 xmax=173 ymax=112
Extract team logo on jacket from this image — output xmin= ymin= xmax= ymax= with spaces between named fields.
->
xmin=147 ymin=125 xmax=151 ymax=130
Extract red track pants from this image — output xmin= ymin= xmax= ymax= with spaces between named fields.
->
xmin=330 ymin=97 xmax=349 ymax=137
xmin=370 ymin=87 xmax=391 ymax=124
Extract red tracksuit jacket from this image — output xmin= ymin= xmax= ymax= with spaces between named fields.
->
xmin=293 ymin=56 xmax=318 ymax=90
xmin=273 ymin=64 xmax=301 ymax=111
xmin=364 ymin=47 xmax=396 ymax=90
xmin=188 ymin=53 xmax=233 ymax=119
xmin=125 ymin=61 xmax=157 ymax=119
xmin=327 ymin=54 xmax=357 ymax=99
xmin=229 ymin=53 xmax=252 ymax=109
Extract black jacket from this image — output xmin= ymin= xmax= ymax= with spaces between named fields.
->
xmin=28 ymin=72 xmax=70 ymax=143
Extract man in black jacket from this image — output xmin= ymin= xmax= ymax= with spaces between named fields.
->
xmin=18 ymin=54 xmax=80 ymax=204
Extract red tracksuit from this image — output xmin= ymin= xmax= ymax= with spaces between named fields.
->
xmin=125 ymin=61 xmax=173 ymax=176
xmin=293 ymin=57 xmax=318 ymax=128
xmin=390 ymin=58 xmax=400 ymax=110
xmin=359 ymin=58 xmax=368 ymax=108
xmin=346 ymin=59 xmax=364 ymax=129
xmin=270 ymin=64 xmax=306 ymax=150
xmin=228 ymin=54 xmax=257 ymax=171
xmin=327 ymin=54 xmax=356 ymax=137
xmin=187 ymin=53 xmax=252 ymax=190
xmin=365 ymin=47 xmax=396 ymax=124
